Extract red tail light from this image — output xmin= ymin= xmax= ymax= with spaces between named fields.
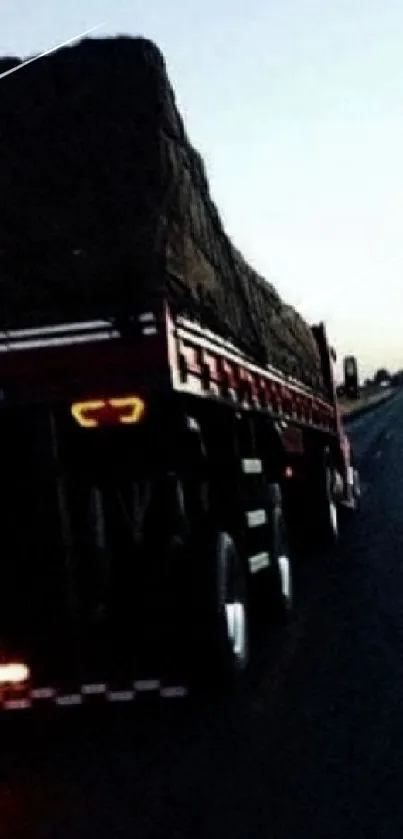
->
xmin=71 ymin=396 xmax=146 ymax=428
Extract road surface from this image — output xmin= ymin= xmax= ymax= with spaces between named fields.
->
xmin=2 ymin=390 xmax=403 ymax=839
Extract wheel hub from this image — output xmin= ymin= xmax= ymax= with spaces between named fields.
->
xmin=278 ymin=555 xmax=292 ymax=604
xmin=329 ymin=498 xmax=338 ymax=533
xmin=224 ymin=601 xmax=246 ymax=659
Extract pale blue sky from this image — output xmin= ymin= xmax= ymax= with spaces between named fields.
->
xmin=1 ymin=1 xmax=403 ymax=379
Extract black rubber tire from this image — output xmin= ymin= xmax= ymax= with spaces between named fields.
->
xmin=315 ymin=462 xmax=339 ymax=548
xmin=257 ymin=485 xmax=293 ymax=625
xmin=350 ymin=465 xmax=361 ymax=512
xmin=282 ymin=457 xmax=339 ymax=554
xmin=270 ymin=500 xmax=293 ymax=621
xmin=189 ymin=529 xmax=250 ymax=689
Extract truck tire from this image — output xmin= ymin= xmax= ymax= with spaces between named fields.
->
xmin=315 ymin=461 xmax=339 ymax=548
xmin=260 ymin=484 xmax=293 ymax=624
xmin=352 ymin=466 xmax=361 ymax=510
xmin=347 ymin=464 xmax=361 ymax=512
xmin=190 ymin=529 xmax=250 ymax=688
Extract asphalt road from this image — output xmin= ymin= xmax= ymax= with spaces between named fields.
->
xmin=3 ymin=390 xmax=403 ymax=839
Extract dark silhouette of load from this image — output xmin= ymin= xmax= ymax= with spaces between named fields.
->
xmin=0 ymin=36 xmax=324 ymax=391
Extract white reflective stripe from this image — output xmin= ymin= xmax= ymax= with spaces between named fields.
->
xmin=160 ymin=686 xmax=188 ymax=698
xmin=107 ymin=690 xmax=135 ymax=702
xmin=242 ymin=459 xmax=262 ymax=474
xmin=0 ymin=331 xmax=119 ymax=353
xmin=1 ymin=319 xmax=111 ymax=339
xmin=56 ymin=694 xmax=83 ymax=706
xmin=249 ymin=551 xmax=270 ymax=573
xmin=3 ymin=698 xmax=31 ymax=710
xmin=134 ymin=679 xmax=160 ymax=692
xmin=81 ymin=683 xmax=107 ymax=696
xmin=177 ymin=315 xmax=248 ymax=356
xmin=138 ymin=312 xmax=156 ymax=323
xmin=246 ymin=509 xmax=267 ymax=528
xmin=347 ymin=466 xmax=354 ymax=485
xmin=31 ymin=687 xmax=55 ymax=700
xmin=142 ymin=326 xmax=158 ymax=336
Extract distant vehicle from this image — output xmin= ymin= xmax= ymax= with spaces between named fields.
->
xmin=343 ymin=355 xmax=359 ymax=399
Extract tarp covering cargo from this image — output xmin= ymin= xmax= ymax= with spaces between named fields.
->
xmin=0 ymin=36 xmax=324 ymax=392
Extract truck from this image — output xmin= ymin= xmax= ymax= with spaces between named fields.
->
xmin=0 ymin=36 xmax=360 ymax=709
xmin=343 ymin=355 xmax=359 ymax=399
xmin=0 ymin=301 xmax=360 ymax=711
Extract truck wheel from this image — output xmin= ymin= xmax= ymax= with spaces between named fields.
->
xmin=264 ymin=485 xmax=293 ymax=623
xmin=315 ymin=463 xmax=339 ymax=548
xmin=350 ymin=465 xmax=361 ymax=511
xmin=190 ymin=530 xmax=250 ymax=687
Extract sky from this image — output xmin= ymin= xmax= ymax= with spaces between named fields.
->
xmin=1 ymin=1 xmax=403 ymax=380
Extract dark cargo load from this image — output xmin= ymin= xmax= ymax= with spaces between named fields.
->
xmin=0 ymin=36 xmax=324 ymax=391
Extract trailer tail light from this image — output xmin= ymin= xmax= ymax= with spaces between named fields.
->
xmin=284 ymin=466 xmax=294 ymax=479
xmin=71 ymin=396 xmax=146 ymax=428
xmin=0 ymin=662 xmax=30 ymax=685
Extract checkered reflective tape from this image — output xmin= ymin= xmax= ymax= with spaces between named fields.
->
xmin=106 ymin=689 xmax=135 ymax=702
xmin=3 ymin=698 xmax=31 ymax=711
xmin=159 ymin=685 xmax=188 ymax=699
xmin=134 ymin=679 xmax=160 ymax=692
xmin=0 ymin=681 xmax=188 ymax=709
xmin=56 ymin=694 xmax=82 ymax=707
xmin=31 ymin=687 xmax=56 ymax=699
xmin=81 ymin=683 xmax=107 ymax=696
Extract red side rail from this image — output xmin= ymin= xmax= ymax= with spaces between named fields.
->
xmin=165 ymin=305 xmax=338 ymax=435
xmin=0 ymin=313 xmax=170 ymax=405
xmin=0 ymin=305 xmax=345 ymax=448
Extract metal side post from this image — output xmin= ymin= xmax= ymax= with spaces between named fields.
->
xmin=49 ymin=410 xmax=81 ymax=682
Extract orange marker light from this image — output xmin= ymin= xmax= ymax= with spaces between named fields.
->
xmin=71 ymin=396 xmax=146 ymax=428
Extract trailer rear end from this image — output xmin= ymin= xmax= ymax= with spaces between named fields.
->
xmin=0 ymin=305 xmax=359 ymax=709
